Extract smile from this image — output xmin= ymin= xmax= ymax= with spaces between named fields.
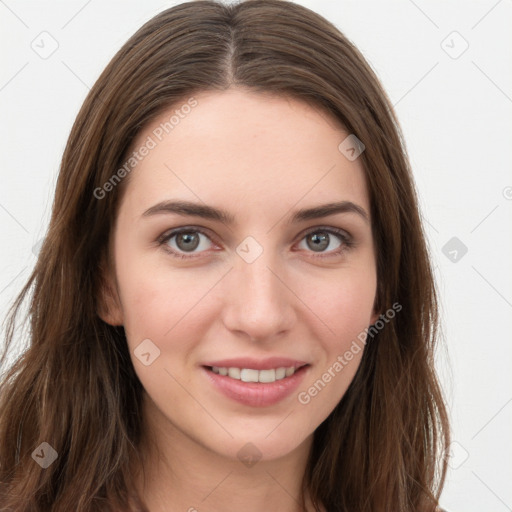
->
xmin=207 ymin=365 xmax=304 ymax=383
xmin=202 ymin=364 xmax=310 ymax=407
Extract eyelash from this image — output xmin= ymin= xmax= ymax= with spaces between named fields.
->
xmin=157 ymin=226 xmax=355 ymax=260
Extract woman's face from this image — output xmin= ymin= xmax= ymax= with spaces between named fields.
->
xmin=102 ymin=88 xmax=378 ymax=462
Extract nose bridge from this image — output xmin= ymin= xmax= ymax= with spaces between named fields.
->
xmin=221 ymin=236 xmax=294 ymax=338
xmin=235 ymin=233 xmax=281 ymax=290
xmin=239 ymin=253 xmax=281 ymax=301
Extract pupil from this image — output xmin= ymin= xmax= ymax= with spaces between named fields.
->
xmin=309 ymin=232 xmax=328 ymax=252
xmin=178 ymin=232 xmax=199 ymax=251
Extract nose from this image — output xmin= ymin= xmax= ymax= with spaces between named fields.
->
xmin=220 ymin=248 xmax=296 ymax=342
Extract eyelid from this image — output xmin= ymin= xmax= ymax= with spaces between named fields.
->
xmin=296 ymin=225 xmax=354 ymax=257
xmin=300 ymin=225 xmax=352 ymax=242
xmin=157 ymin=226 xmax=220 ymax=259
xmin=157 ymin=224 xmax=354 ymax=259
xmin=157 ymin=225 xmax=214 ymax=244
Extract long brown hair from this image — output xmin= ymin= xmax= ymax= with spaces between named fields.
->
xmin=0 ymin=1 xmax=450 ymax=510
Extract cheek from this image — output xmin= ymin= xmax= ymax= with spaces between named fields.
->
xmin=117 ymin=270 xmax=200 ymax=397
xmin=115 ymin=250 xmax=220 ymax=363
xmin=113 ymin=239 xmax=177 ymax=353
xmin=300 ymin=265 xmax=377 ymax=339
xmin=295 ymin=266 xmax=376 ymax=391
xmin=117 ymin=267 xmax=165 ymax=340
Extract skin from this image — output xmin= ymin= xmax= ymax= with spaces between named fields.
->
xmin=99 ymin=87 xmax=379 ymax=512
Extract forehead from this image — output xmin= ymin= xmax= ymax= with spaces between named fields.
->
xmin=121 ymin=88 xmax=370 ymax=221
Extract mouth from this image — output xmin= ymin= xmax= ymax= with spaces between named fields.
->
xmin=201 ymin=363 xmax=311 ymax=407
xmin=202 ymin=364 xmax=309 ymax=383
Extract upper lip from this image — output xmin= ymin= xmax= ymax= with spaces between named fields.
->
xmin=201 ymin=357 xmax=309 ymax=370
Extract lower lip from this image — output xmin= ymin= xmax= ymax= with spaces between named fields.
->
xmin=201 ymin=365 xmax=310 ymax=407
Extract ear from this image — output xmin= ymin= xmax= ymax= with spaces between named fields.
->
xmin=370 ymin=309 xmax=380 ymax=326
xmin=96 ymin=255 xmax=124 ymax=326
xmin=369 ymin=291 xmax=381 ymax=325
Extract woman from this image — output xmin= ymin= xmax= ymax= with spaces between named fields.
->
xmin=0 ymin=1 xmax=450 ymax=510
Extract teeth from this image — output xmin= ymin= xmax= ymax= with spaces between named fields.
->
xmin=228 ymin=367 xmax=240 ymax=379
xmin=210 ymin=366 xmax=299 ymax=383
xmin=241 ymin=368 xmax=260 ymax=382
xmin=256 ymin=369 xmax=275 ymax=383
xmin=275 ymin=367 xmax=286 ymax=379
xmin=285 ymin=367 xmax=295 ymax=377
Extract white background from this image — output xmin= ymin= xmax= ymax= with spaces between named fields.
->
xmin=1 ymin=1 xmax=511 ymax=511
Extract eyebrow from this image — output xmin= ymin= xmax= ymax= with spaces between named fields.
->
xmin=141 ymin=199 xmax=369 ymax=224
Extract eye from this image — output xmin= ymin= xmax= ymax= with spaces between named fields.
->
xmin=296 ymin=226 xmax=354 ymax=258
xmin=158 ymin=226 xmax=354 ymax=260
xmin=158 ymin=227 xmax=216 ymax=260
